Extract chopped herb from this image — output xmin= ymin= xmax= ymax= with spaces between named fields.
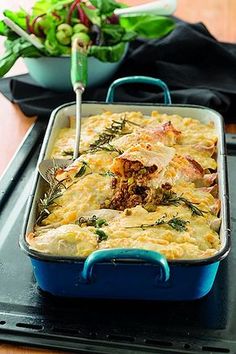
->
xmin=76 ymin=215 xmax=109 ymax=242
xmin=74 ymin=161 xmax=88 ymax=178
xmin=160 ymin=190 xmax=206 ymax=216
xmin=76 ymin=215 xmax=108 ymax=228
xmin=126 ymin=215 xmax=189 ymax=232
xmin=100 ymin=171 xmax=116 ymax=177
xmin=96 ymin=218 xmax=108 ymax=227
xmin=95 ymin=229 xmax=108 ymax=242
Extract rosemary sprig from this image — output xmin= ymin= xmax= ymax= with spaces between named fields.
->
xmin=126 ymin=215 xmax=189 ymax=232
xmin=180 ymin=198 xmax=206 ymax=216
xmin=62 ymin=149 xmax=74 ymax=157
xmin=89 ymin=119 xmax=126 ymax=151
xmin=36 ymin=180 xmax=66 ymax=225
xmin=89 ymin=116 xmax=140 ymax=153
xmin=94 ymin=144 xmax=124 ymax=154
xmin=160 ymin=191 xmax=206 ymax=216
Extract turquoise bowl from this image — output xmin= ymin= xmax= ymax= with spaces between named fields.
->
xmin=24 ymin=46 xmax=128 ymax=92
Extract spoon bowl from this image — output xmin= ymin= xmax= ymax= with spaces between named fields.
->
xmin=38 ymin=158 xmax=72 ymax=183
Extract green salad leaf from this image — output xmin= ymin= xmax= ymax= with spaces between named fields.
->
xmin=80 ymin=4 xmax=101 ymax=26
xmin=42 ymin=14 xmax=71 ymax=55
xmin=89 ymin=0 xmax=122 ymax=15
xmin=0 ymin=0 xmax=176 ymax=76
xmin=32 ymin=0 xmax=73 ymax=16
xmin=89 ymin=41 xmax=126 ymax=62
xmin=0 ymin=38 xmax=41 ymax=77
xmin=102 ymin=23 xmax=127 ymax=44
xmin=120 ymin=15 xmax=175 ymax=39
xmin=4 ymin=9 xmax=28 ymax=30
xmin=0 ymin=21 xmax=8 ymax=36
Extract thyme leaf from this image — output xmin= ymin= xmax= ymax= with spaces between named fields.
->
xmin=167 ymin=217 xmax=189 ymax=232
xmin=126 ymin=215 xmax=189 ymax=232
xmin=160 ymin=191 xmax=206 ymax=216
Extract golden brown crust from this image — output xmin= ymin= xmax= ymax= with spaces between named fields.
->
xmin=28 ymin=111 xmax=221 ymax=260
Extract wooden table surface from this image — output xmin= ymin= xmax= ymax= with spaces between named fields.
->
xmin=0 ymin=0 xmax=236 ymax=353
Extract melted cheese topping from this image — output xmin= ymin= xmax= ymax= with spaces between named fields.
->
xmin=39 ymin=173 xmax=113 ymax=226
xmin=28 ymin=110 xmax=221 ymax=260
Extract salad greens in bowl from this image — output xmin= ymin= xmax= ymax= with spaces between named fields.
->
xmin=0 ymin=0 xmax=175 ymax=90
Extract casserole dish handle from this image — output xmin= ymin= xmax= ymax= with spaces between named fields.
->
xmin=81 ymin=248 xmax=170 ymax=283
xmin=105 ymin=76 xmax=172 ymax=104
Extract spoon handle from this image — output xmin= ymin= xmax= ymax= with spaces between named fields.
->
xmin=3 ymin=17 xmax=44 ymax=50
xmin=71 ymin=38 xmax=88 ymax=160
xmin=73 ymin=88 xmax=83 ymax=160
xmin=71 ymin=38 xmax=88 ymax=90
xmin=114 ymin=0 xmax=176 ymax=16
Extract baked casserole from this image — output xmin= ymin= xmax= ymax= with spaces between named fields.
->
xmin=27 ymin=110 xmax=221 ymax=260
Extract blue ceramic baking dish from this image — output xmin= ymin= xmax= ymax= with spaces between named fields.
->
xmin=20 ymin=76 xmax=231 ymax=300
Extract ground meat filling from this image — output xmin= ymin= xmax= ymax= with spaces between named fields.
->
xmin=106 ymin=159 xmax=158 ymax=211
xmin=121 ymin=159 xmax=158 ymax=178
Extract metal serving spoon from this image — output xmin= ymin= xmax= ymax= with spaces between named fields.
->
xmin=38 ymin=38 xmax=87 ymax=183
xmin=3 ymin=17 xmax=44 ymax=50
xmin=114 ymin=0 xmax=176 ymax=17
xmin=37 ymin=0 xmax=176 ymax=182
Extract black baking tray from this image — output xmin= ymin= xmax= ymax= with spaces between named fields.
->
xmin=0 ymin=117 xmax=236 ymax=354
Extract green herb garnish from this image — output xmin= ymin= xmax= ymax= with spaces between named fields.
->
xmin=62 ymin=149 xmax=74 ymax=157
xmin=36 ymin=161 xmax=70 ymax=224
xmin=95 ymin=229 xmax=108 ymax=242
xmin=88 ymin=116 xmax=138 ymax=153
xmin=76 ymin=215 xmax=108 ymax=228
xmin=100 ymin=171 xmax=116 ymax=177
xmin=36 ymin=179 xmax=66 ymax=225
xmin=126 ymin=215 xmax=189 ymax=232
xmin=160 ymin=191 xmax=206 ymax=216
xmin=76 ymin=215 xmax=109 ymax=243
xmin=166 ymin=217 xmax=189 ymax=232
xmin=74 ymin=161 xmax=88 ymax=178
xmin=95 ymin=144 xmax=123 ymax=154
